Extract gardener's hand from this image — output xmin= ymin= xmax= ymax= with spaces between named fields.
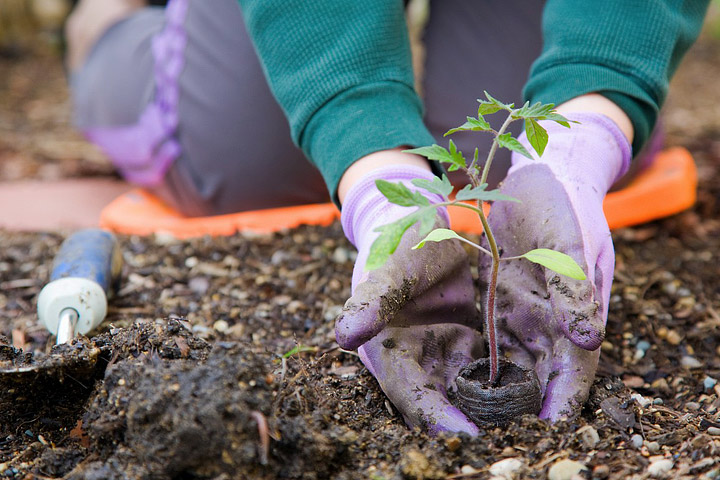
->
xmin=480 ymin=110 xmax=631 ymax=421
xmin=358 ymin=324 xmax=484 ymax=435
xmin=337 ymin=158 xmax=482 ymax=434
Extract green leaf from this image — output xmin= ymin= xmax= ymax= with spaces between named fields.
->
xmin=480 ymin=91 xmax=514 ymax=111
xmin=455 ymin=184 xmax=521 ymax=203
xmin=525 ymin=118 xmax=548 ymax=157
xmin=403 ymin=142 xmax=466 ymax=171
xmin=412 ymin=228 xmax=464 ymax=249
xmin=445 ymin=140 xmax=467 ymax=172
xmin=513 ymin=101 xmax=553 ymax=120
xmin=521 ymin=248 xmax=587 ymax=280
xmin=365 ymin=207 xmax=439 ymax=270
xmin=418 ymin=208 xmax=438 ymax=237
xmin=470 ymin=148 xmax=480 ymax=175
xmin=375 ymin=179 xmax=429 ymax=207
xmin=496 ymin=133 xmax=533 ymax=160
xmin=512 ymin=101 xmax=573 ymax=128
xmin=543 ymin=112 xmax=573 ymax=128
xmin=477 ymin=102 xmax=503 ymax=116
xmin=366 ymin=213 xmax=421 ymax=271
xmin=411 ymin=174 xmax=453 ymax=199
xmin=282 ymin=344 xmax=318 ymax=358
xmin=444 ymin=116 xmax=492 ymax=136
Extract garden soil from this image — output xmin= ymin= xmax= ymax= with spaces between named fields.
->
xmin=1 ymin=17 xmax=720 ymax=480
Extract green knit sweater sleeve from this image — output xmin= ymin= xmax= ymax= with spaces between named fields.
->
xmin=236 ymin=0 xmax=435 ymax=202
xmin=524 ymin=0 xmax=710 ymax=154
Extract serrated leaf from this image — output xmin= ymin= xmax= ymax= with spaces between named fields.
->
xmin=512 ymin=101 xmax=573 ymax=128
xmin=413 ymin=228 xmax=464 ymax=249
xmin=445 ymin=116 xmax=492 ymax=136
xmin=418 ymin=209 xmax=438 ymax=237
xmin=496 ymin=133 xmax=533 ymax=160
xmin=365 ymin=206 xmax=441 ymax=271
xmin=521 ymin=248 xmax=587 ymax=280
xmin=513 ymin=101 xmax=554 ymax=119
xmin=445 ymin=140 xmax=467 ymax=171
xmin=404 ymin=144 xmax=451 ymax=162
xmin=471 ymin=148 xmax=480 ymax=174
xmin=411 ymin=174 xmax=453 ymax=199
xmin=542 ymin=112 xmax=573 ymax=128
xmin=477 ymin=102 xmax=503 ymax=116
xmin=455 ymin=184 xmax=521 ymax=203
xmin=404 ymin=142 xmax=466 ymax=172
xmin=365 ymin=212 xmax=421 ymax=271
xmin=376 ymin=180 xmax=429 ymax=207
xmin=482 ymin=91 xmax=514 ymax=110
xmin=525 ymin=118 xmax=548 ymax=157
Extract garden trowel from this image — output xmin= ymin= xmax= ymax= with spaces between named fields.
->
xmin=0 ymin=229 xmax=121 ymax=387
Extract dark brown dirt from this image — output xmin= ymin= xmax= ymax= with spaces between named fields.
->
xmin=1 ymin=8 xmax=720 ymax=480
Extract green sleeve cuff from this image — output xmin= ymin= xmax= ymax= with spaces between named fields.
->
xmin=524 ymin=0 xmax=709 ymax=155
xmin=302 ymin=81 xmax=437 ymax=204
xmin=523 ymin=63 xmax=656 ymax=154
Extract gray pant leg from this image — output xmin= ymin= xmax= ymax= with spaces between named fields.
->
xmin=71 ymin=0 xmax=327 ymax=217
xmin=422 ymin=0 xmax=545 ymax=188
xmin=71 ymin=8 xmax=165 ymax=129
xmin=164 ymin=0 xmax=328 ymax=216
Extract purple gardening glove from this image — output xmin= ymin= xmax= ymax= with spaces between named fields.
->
xmin=338 ymin=165 xmax=484 ymax=435
xmin=481 ymin=112 xmax=631 ymax=421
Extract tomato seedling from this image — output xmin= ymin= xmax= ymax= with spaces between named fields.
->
xmin=365 ymin=92 xmax=586 ymax=385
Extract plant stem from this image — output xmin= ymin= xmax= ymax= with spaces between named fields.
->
xmin=473 ymin=111 xmax=515 ymax=385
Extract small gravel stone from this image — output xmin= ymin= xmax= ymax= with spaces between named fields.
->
xmin=704 ymin=376 xmax=718 ymax=390
xmin=323 ymin=304 xmax=344 ymax=322
xmin=188 ymin=276 xmax=210 ymax=295
xmin=213 ymin=320 xmax=229 ymax=333
xmin=631 ymin=393 xmax=652 ymax=408
xmin=636 ymin=340 xmax=651 ymax=351
xmin=445 ymin=436 xmax=461 ymax=452
xmin=666 ymin=329 xmax=682 ymax=345
xmin=681 ymin=355 xmax=703 ymax=369
xmin=651 ymin=378 xmax=669 ymax=391
xmin=707 ymin=427 xmax=720 ymax=436
xmin=331 ymin=247 xmax=350 ymax=264
xmin=653 ymin=398 xmax=664 ymax=405
xmin=685 ymin=401 xmax=701 ymax=411
xmin=578 ymin=426 xmax=600 ymax=449
xmin=593 ymin=464 xmax=610 ymax=478
xmin=488 ymin=458 xmax=524 ymax=479
xmin=647 ymin=458 xmax=673 ymax=477
xmin=460 ymin=465 xmax=481 ymax=475
xmin=647 ymin=441 xmax=661 ymax=454
xmin=630 ymin=434 xmax=644 ymax=449
xmin=548 ymin=459 xmax=586 ymax=480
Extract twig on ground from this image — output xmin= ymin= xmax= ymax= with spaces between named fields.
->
xmin=249 ymin=410 xmax=270 ymax=465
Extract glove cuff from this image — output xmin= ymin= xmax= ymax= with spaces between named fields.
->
xmin=513 ymin=112 xmax=632 ymax=193
xmin=341 ymin=165 xmax=449 ymax=249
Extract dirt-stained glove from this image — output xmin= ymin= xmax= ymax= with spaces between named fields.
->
xmin=481 ymin=112 xmax=631 ymax=421
xmin=337 ymin=165 xmax=482 ymax=435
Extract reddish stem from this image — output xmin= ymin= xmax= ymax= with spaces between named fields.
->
xmin=477 ymin=207 xmax=500 ymax=384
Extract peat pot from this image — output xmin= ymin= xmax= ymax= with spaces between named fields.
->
xmin=455 ymin=357 xmax=542 ymax=427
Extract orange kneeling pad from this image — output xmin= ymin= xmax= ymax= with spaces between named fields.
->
xmin=99 ymin=147 xmax=697 ymax=238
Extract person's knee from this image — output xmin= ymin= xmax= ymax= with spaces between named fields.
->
xmin=65 ymin=0 xmax=144 ymax=72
